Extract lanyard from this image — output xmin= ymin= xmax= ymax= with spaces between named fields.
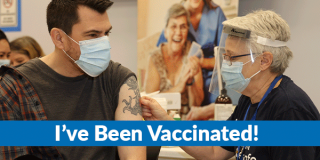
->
xmin=236 ymin=75 xmax=283 ymax=160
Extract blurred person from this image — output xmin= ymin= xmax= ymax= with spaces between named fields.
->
xmin=0 ymin=0 xmax=145 ymax=159
xmin=9 ymin=36 xmax=46 ymax=66
xmin=141 ymin=10 xmax=320 ymax=160
xmin=144 ymin=4 xmax=204 ymax=120
xmin=0 ymin=29 xmax=10 ymax=66
xmin=156 ymin=0 xmax=241 ymax=106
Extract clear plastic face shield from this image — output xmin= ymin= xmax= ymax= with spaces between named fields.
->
xmin=209 ymin=26 xmax=287 ymax=95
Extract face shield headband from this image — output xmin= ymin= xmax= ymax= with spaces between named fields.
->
xmin=209 ymin=25 xmax=287 ymax=95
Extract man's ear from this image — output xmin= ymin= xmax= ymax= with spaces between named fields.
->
xmin=260 ymin=51 xmax=273 ymax=71
xmin=50 ymin=28 xmax=69 ymax=51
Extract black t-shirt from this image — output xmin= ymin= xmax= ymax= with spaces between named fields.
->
xmin=221 ymin=75 xmax=320 ymax=160
xmin=16 ymin=59 xmax=135 ymax=160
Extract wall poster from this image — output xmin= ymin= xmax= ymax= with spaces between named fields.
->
xmin=137 ymin=0 xmax=240 ymax=119
xmin=0 ymin=0 xmax=21 ymax=32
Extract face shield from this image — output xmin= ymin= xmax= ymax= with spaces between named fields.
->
xmin=209 ymin=25 xmax=287 ymax=96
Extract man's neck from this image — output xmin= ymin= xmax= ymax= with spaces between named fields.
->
xmin=40 ymin=49 xmax=84 ymax=77
xmin=243 ymin=72 xmax=279 ymax=104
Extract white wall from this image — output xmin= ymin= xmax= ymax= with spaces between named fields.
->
xmin=4 ymin=0 xmax=138 ymax=74
xmin=239 ymin=0 xmax=320 ymax=110
xmin=108 ymin=0 xmax=137 ymax=74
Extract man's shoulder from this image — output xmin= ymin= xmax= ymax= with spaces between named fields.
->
xmin=15 ymin=58 xmax=42 ymax=74
xmin=101 ymin=60 xmax=136 ymax=89
xmin=104 ymin=60 xmax=134 ymax=77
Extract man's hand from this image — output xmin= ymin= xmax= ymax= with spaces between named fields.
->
xmin=140 ymin=96 xmax=173 ymax=121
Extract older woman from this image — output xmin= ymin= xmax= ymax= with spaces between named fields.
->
xmin=9 ymin=36 xmax=45 ymax=66
xmin=144 ymin=4 xmax=204 ymax=120
xmin=142 ymin=10 xmax=320 ymax=160
xmin=156 ymin=0 xmax=240 ymax=106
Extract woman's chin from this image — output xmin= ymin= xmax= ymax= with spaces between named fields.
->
xmin=170 ymin=48 xmax=183 ymax=54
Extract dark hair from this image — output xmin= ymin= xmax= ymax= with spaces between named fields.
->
xmin=46 ymin=0 xmax=114 ymax=35
xmin=0 ymin=29 xmax=9 ymax=42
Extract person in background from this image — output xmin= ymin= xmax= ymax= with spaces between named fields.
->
xmin=0 ymin=29 xmax=10 ymax=66
xmin=156 ymin=0 xmax=240 ymax=106
xmin=144 ymin=4 xmax=204 ymax=120
xmin=9 ymin=36 xmax=46 ymax=66
xmin=0 ymin=0 xmax=145 ymax=159
xmin=142 ymin=10 xmax=320 ymax=160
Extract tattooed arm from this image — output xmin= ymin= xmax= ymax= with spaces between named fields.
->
xmin=115 ymin=76 xmax=146 ymax=160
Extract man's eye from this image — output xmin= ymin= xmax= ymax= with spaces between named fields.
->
xmin=89 ymin=34 xmax=98 ymax=38
xmin=105 ymin=31 xmax=111 ymax=36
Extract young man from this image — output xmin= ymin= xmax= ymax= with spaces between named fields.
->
xmin=0 ymin=0 xmax=145 ymax=159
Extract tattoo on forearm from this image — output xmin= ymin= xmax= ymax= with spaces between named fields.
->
xmin=122 ymin=76 xmax=142 ymax=116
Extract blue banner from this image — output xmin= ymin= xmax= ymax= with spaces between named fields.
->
xmin=0 ymin=121 xmax=319 ymax=146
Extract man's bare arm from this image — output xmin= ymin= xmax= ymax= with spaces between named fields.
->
xmin=115 ymin=76 xmax=146 ymax=160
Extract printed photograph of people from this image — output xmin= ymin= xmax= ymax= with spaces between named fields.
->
xmin=138 ymin=0 xmax=240 ymax=120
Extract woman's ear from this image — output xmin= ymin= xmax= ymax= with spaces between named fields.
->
xmin=260 ymin=51 xmax=273 ymax=71
xmin=50 ymin=28 xmax=68 ymax=51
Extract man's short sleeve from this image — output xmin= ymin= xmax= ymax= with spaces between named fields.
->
xmin=102 ymin=60 xmax=136 ymax=109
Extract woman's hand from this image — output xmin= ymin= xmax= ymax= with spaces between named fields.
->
xmin=187 ymin=56 xmax=201 ymax=79
xmin=140 ymin=96 xmax=173 ymax=121
xmin=172 ymin=63 xmax=192 ymax=93
xmin=186 ymin=103 xmax=215 ymax=120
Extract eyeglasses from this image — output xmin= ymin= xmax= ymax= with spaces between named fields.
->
xmin=168 ymin=24 xmax=188 ymax=33
xmin=223 ymin=53 xmax=251 ymax=66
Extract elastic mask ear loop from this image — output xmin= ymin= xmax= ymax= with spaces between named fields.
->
xmin=62 ymin=49 xmax=76 ymax=63
xmin=249 ymin=70 xmax=261 ymax=79
xmin=243 ymin=55 xmax=258 ymax=65
xmin=61 ymin=30 xmax=80 ymax=45
xmin=61 ymin=30 xmax=79 ymax=63
xmin=242 ymin=55 xmax=261 ymax=79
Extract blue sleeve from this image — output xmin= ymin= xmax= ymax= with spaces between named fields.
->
xmin=156 ymin=30 xmax=167 ymax=47
xmin=216 ymin=7 xmax=227 ymax=46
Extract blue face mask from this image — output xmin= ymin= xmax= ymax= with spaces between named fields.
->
xmin=221 ymin=60 xmax=260 ymax=93
xmin=62 ymin=33 xmax=111 ymax=77
xmin=0 ymin=59 xmax=10 ymax=67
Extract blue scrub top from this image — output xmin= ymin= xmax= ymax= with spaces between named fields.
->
xmin=156 ymin=2 xmax=241 ymax=105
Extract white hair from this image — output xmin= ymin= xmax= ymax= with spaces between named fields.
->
xmin=223 ymin=10 xmax=293 ymax=75
xmin=165 ymin=3 xmax=190 ymax=28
